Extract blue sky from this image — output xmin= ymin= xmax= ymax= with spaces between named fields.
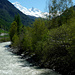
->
xmin=73 ymin=0 xmax=75 ymax=4
xmin=8 ymin=0 xmax=47 ymax=12
xmin=8 ymin=0 xmax=75 ymax=12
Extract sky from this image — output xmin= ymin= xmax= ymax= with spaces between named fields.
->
xmin=8 ymin=0 xmax=75 ymax=12
xmin=8 ymin=0 xmax=47 ymax=12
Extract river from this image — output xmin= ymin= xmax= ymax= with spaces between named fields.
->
xmin=0 ymin=42 xmax=61 ymax=75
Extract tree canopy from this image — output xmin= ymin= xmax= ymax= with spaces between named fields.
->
xmin=9 ymin=1 xmax=75 ymax=74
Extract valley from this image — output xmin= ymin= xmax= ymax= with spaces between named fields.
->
xmin=0 ymin=0 xmax=75 ymax=75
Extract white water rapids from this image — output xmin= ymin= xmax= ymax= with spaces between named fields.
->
xmin=0 ymin=42 xmax=61 ymax=75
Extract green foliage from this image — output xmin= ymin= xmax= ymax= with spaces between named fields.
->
xmin=66 ymin=17 xmax=75 ymax=63
xmin=0 ymin=0 xmax=34 ymax=30
xmin=0 ymin=29 xmax=9 ymax=42
xmin=47 ymin=0 xmax=73 ymax=29
xmin=0 ymin=29 xmax=8 ymax=33
xmin=9 ymin=21 xmax=17 ymax=41
xmin=47 ymin=0 xmax=73 ymax=19
xmin=9 ymin=3 xmax=75 ymax=75
xmin=14 ymin=14 xmax=21 ymax=35
xmin=0 ymin=37 xmax=10 ymax=42
xmin=12 ymin=33 xmax=20 ymax=48
xmin=32 ymin=19 xmax=48 ymax=43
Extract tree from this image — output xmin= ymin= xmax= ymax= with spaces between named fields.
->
xmin=47 ymin=0 xmax=73 ymax=19
xmin=31 ymin=19 xmax=48 ymax=60
xmin=14 ymin=14 xmax=21 ymax=35
xmin=32 ymin=19 xmax=48 ymax=43
xmin=22 ymin=27 xmax=33 ymax=53
xmin=66 ymin=17 xmax=75 ymax=62
xmin=9 ymin=21 xmax=17 ymax=41
xmin=47 ymin=0 xmax=73 ymax=29
xmin=12 ymin=33 xmax=19 ymax=48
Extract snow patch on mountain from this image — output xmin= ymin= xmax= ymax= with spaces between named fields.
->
xmin=12 ymin=2 xmax=49 ymax=18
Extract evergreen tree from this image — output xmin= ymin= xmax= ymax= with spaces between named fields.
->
xmin=12 ymin=33 xmax=20 ymax=48
xmin=14 ymin=14 xmax=21 ymax=35
xmin=9 ymin=21 xmax=17 ymax=41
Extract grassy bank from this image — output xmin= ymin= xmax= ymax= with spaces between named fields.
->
xmin=0 ymin=29 xmax=8 ymax=33
xmin=0 ymin=37 xmax=10 ymax=42
xmin=0 ymin=29 xmax=10 ymax=42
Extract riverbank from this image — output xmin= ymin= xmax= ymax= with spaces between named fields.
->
xmin=0 ymin=37 xmax=10 ymax=43
xmin=8 ymin=45 xmax=62 ymax=74
xmin=8 ymin=44 xmax=75 ymax=75
xmin=0 ymin=33 xmax=10 ymax=43
xmin=0 ymin=42 xmax=61 ymax=75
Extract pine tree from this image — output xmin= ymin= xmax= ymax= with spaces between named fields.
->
xmin=14 ymin=14 xmax=21 ymax=35
xmin=9 ymin=21 xmax=17 ymax=41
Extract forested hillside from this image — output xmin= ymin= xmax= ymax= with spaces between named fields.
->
xmin=0 ymin=0 xmax=33 ymax=30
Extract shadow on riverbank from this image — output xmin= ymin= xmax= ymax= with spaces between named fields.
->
xmin=4 ymin=44 xmax=61 ymax=75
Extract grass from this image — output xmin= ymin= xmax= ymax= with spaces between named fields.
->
xmin=0 ymin=29 xmax=8 ymax=33
xmin=0 ymin=37 xmax=10 ymax=42
xmin=0 ymin=35 xmax=10 ymax=42
xmin=0 ymin=35 xmax=9 ymax=38
xmin=0 ymin=29 xmax=10 ymax=42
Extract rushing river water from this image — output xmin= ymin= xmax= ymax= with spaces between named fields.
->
xmin=0 ymin=42 xmax=61 ymax=75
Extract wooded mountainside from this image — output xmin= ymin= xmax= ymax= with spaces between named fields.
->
xmin=0 ymin=0 xmax=34 ymax=30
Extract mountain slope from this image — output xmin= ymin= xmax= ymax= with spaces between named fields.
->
xmin=12 ymin=2 xmax=49 ymax=18
xmin=0 ymin=0 xmax=33 ymax=30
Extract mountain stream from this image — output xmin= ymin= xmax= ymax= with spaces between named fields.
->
xmin=0 ymin=42 xmax=61 ymax=75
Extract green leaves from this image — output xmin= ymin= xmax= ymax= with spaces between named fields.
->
xmin=32 ymin=19 xmax=48 ymax=42
xmin=9 ymin=7 xmax=75 ymax=74
xmin=22 ymin=27 xmax=33 ymax=52
xmin=14 ymin=14 xmax=21 ymax=35
xmin=12 ymin=33 xmax=19 ymax=48
xmin=9 ymin=21 xmax=17 ymax=41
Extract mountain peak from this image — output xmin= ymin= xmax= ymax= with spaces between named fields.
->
xmin=12 ymin=2 xmax=22 ymax=5
xmin=12 ymin=2 xmax=49 ymax=18
xmin=31 ymin=7 xmax=34 ymax=11
xmin=30 ymin=7 xmax=40 ymax=12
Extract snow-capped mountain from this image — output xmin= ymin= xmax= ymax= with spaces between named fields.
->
xmin=12 ymin=2 xmax=49 ymax=18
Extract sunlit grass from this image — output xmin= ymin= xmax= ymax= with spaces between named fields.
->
xmin=0 ymin=29 xmax=8 ymax=33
